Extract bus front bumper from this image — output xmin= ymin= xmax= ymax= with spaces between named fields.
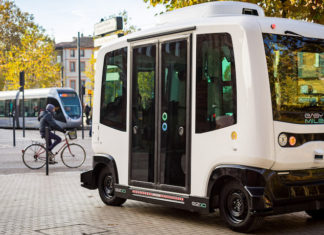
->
xmin=248 ymin=168 xmax=324 ymax=215
xmin=81 ymin=170 xmax=97 ymax=190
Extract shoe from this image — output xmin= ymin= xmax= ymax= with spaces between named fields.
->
xmin=49 ymin=160 xmax=58 ymax=165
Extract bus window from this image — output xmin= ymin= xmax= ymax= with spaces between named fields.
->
xmin=47 ymin=97 xmax=66 ymax=123
xmin=263 ymin=34 xmax=324 ymax=124
xmin=196 ymin=33 xmax=237 ymax=133
xmin=0 ymin=100 xmax=4 ymax=117
xmin=100 ymin=47 xmax=127 ymax=131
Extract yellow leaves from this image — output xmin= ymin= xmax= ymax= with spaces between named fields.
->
xmin=1 ymin=29 xmax=60 ymax=90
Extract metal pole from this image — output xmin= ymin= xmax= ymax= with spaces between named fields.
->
xmin=22 ymin=87 xmax=25 ymax=138
xmin=77 ymin=32 xmax=81 ymax=100
xmin=13 ymin=90 xmax=20 ymax=146
xmin=89 ymin=94 xmax=92 ymax=108
xmin=81 ymin=90 xmax=84 ymax=139
xmin=12 ymin=109 xmax=15 ymax=147
xmin=45 ymin=126 xmax=49 ymax=176
xmin=61 ymin=66 xmax=64 ymax=87
xmin=77 ymin=32 xmax=84 ymax=139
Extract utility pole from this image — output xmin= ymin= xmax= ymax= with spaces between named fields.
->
xmin=77 ymin=32 xmax=84 ymax=139
xmin=19 ymin=71 xmax=25 ymax=138
xmin=61 ymin=66 xmax=64 ymax=87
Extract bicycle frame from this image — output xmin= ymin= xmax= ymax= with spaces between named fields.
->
xmin=32 ymin=134 xmax=73 ymax=157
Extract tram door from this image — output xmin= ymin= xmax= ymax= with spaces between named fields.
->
xmin=130 ymin=36 xmax=190 ymax=191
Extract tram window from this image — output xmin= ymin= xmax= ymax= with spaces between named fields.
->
xmin=47 ymin=97 xmax=66 ymax=123
xmin=196 ymin=33 xmax=237 ymax=133
xmin=5 ymin=100 xmax=14 ymax=117
xmin=0 ymin=100 xmax=4 ymax=117
xmin=100 ymin=47 xmax=127 ymax=131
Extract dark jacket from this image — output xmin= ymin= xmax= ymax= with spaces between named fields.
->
xmin=38 ymin=110 xmax=65 ymax=137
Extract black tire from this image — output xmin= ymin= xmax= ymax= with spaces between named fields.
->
xmin=61 ymin=143 xmax=86 ymax=168
xmin=98 ymin=167 xmax=126 ymax=206
xmin=22 ymin=144 xmax=47 ymax=169
xmin=305 ymin=209 xmax=324 ymax=219
xmin=219 ymin=180 xmax=263 ymax=233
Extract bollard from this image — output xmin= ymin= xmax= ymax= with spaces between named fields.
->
xmin=45 ymin=126 xmax=49 ymax=176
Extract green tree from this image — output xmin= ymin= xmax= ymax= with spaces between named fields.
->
xmin=143 ymin=0 xmax=324 ymax=24
xmin=0 ymin=0 xmax=60 ymax=90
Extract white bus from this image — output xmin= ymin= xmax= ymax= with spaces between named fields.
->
xmin=0 ymin=88 xmax=82 ymax=129
xmin=81 ymin=1 xmax=324 ymax=232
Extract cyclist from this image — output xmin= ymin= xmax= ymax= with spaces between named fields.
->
xmin=38 ymin=104 xmax=65 ymax=163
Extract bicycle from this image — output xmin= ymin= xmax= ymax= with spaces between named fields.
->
xmin=22 ymin=130 xmax=86 ymax=169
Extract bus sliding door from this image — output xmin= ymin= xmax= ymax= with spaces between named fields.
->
xmin=130 ymin=36 xmax=191 ymax=193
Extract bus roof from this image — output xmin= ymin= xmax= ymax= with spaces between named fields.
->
xmin=99 ymin=1 xmax=324 ymax=51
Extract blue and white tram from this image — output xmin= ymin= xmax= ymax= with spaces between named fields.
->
xmin=0 ymin=88 xmax=82 ymax=129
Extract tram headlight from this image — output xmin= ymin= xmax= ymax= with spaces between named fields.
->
xmin=278 ymin=133 xmax=288 ymax=147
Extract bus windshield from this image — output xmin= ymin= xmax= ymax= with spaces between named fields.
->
xmin=58 ymin=91 xmax=81 ymax=119
xmin=263 ymin=33 xmax=324 ymax=124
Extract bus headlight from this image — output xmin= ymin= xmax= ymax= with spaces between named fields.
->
xmin=278 ymin=133 xmax=288 ymax=147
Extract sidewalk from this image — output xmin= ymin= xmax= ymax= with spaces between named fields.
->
xmin=0 ymin=172 xmax=225 ymax=235
xmin=1 ymin=172 xmax=324 ymax=235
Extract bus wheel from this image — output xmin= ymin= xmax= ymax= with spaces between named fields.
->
xmin=219 ymin=180 xmax=263 ymax=232
xmin=98 ymin=167 xmax=126 ymax=206
xmin=305 ymin=209 xmax=324 ymax=219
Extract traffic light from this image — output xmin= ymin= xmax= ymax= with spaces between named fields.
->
xmin=82 ymin=85 xmax=85 ymax=95
xmin=19 ymin=71 xmax=25 ymax=86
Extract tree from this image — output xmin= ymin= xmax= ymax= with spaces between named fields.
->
xmin=84 ymin=53 xmax=96 ymax=105
xmin=143 ymin=0 xmax=324 ymax=24
xmin=0 ymin=0 xmax=60 ymax=90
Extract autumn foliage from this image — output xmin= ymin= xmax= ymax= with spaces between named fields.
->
xmin=0 ymin=0 xmax=60 ymax=91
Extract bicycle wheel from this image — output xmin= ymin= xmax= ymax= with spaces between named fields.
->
xmin=22 ymin=144 xmax=47 ymax=169
xmin=61 ymin=143 xmax=86 ymax=168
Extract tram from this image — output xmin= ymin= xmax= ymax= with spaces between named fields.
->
xmin=81 ymin=1 xmax=324 ymax=232
xmin=0 ymin=88 xmax=82 ymax=129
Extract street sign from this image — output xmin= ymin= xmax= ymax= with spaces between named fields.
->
xmin=94 ymin=17 xmax=123 ymax=37
xmin=94 ymin=33 xmax=124 ymax=47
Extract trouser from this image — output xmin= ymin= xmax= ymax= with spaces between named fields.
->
xmin=47 ymin=131 xmax=62 ymax=151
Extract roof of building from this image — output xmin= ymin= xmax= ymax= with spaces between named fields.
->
xmin=55 ymin=36 xmax=94 ymax=49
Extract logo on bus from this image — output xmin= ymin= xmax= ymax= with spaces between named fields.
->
xmin=191 ymin=201 xmax=207 ymax=208
xmin=304 ymin=113 xmax=324 ymax=124
xmin=115 ymin=188 xmax=127 ymax=194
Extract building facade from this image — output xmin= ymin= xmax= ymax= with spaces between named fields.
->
xmin=55 ymin=36 xmax=94 ymax=103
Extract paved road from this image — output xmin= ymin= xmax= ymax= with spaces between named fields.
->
xmin=1 ymin=129 xmax=324 ymax=234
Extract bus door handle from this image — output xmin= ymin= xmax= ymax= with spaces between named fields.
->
xmin=133 ymin=125 xmax=138 ymax=135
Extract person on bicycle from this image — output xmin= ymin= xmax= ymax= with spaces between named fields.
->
xmin=38 ymin=104 xmax=65 ymax=163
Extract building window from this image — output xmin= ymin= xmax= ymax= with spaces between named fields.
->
xmin=81 ymin=49 xmax=85 ymax=57
xmin=81 ymin=61 xmax=86 ymax=72
xmin=196 ymin=33 xmax=237 ymax=133
xmin=100 ymin=47 xmax=127 ymax=131
xmin=70 ymin=80 xmax=76 ymax=90
xmin=70 ymin=62 xmax=76 ymax=72
xmin=70 ymin=49 xmax=75 ymax=57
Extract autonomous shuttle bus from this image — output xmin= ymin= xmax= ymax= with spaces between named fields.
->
xmin=81 ymin=1 xmax=324 ymax=232
xmin=0 ymin=88 xmax=82 ymax=129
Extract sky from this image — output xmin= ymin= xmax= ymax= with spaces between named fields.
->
xmin=13 ymin=0 xmax=165 ymax=43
